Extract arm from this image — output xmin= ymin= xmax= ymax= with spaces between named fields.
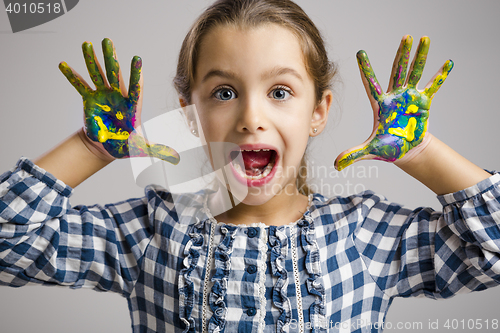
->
xmin=1 ymin=38 xmax=181 ymax=293
xmin=352 ymin=176 xmax=500 ymax=299
xmin=396 ymin=135 xmax=490 ymax=195
xmin=0 ymin=158 xmax=153 ymax=293
xmin=340 ymin=35 xmax=500 ymax=298
xmin=33 ymin=129 xmax=112 ymax=188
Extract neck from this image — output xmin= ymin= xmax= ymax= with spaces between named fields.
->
xmin=209 ymin=186 xmax=310 ymax=226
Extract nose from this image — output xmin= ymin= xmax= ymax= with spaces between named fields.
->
xmin=236 ymin=97 xmax=267 ymax=134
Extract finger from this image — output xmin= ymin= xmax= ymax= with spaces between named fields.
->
xmin=423 ymin=59 xmax=454 ymax=98
xmin=357 ymin=50 xmax=383 ymax=102
xmin=334 ymin=126 xmax=380 ymax=171
xmin=82 ymin=41 xmax=107 ymax=90
xmin=102 ymin=38 xmax=127 ymax=96
xmin=406 ymin=36 xmax=430 ymax=88
xmin=128 ymin=56 xmax=143 ymax=106
xmin=335 ymin=145 xmax=370 ymax=171
xmin=388 ymin=35 xmax=413 ymax=91
xmin=128 ymin=133 xmax=180 ymax=165
xmin=58 ymin=61 xmax=92 ymax=97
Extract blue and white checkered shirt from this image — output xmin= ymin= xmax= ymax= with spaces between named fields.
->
xmin=1 ymin=158 xmax=500 ymax=333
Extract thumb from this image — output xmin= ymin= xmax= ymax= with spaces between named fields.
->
xmin=335 ymin=143 xmax=370 ymax=171
xmin=128 ymin=132 xmax=180 ymax=165
xmin=334 ymin=127 xmax=381 ymax=170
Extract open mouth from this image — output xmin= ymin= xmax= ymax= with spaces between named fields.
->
xmin=229 ymin=148 xmax=278 ymax=184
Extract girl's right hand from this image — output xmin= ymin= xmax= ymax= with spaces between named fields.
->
xmin=59 ymin=38 xmax=180 ymax=165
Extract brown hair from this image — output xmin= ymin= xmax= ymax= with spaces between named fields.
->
xmin=173 ymin=0 xmax=338 ymax=195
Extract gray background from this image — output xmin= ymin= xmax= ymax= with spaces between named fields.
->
xmin=1 ymin=0 xmax=500 ymax=332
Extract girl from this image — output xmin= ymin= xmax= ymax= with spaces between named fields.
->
xmin=1 ymin=0 xmax=500 ymax=332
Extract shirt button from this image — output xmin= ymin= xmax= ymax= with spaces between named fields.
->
xmin=246 ymin=265 xmax=257 ymax=274
xmin=246 ymin=307 xmax=257 ymax=316
xmin=247 ymin=227 xmax=258 ymax=238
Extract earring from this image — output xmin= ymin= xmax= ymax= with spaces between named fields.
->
xmin=313 ymin=128 xmax=318 ymax=133
xmin=192 ymin=129 xmax=197 ymax=135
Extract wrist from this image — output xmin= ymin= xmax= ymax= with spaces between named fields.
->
xmin=394 ymin=132 xmax=435 ymax=169
xmin=77 ymin=128 xmax=115 ymax=164
xmin=395 ymin=134 xmax=490 ymax=195
xmin=34 ymin=130 xmax=114 ymax=188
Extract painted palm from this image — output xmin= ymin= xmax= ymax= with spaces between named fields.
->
xmin=335 ymin=36 xmax=453 ymax=171
xmin=59 ymin=38 xmax=179 ymax=164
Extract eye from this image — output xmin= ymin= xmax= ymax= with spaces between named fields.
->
xmin=269 ymin=86 xmax=292 ymax=101
xmin=213 ymin=87 xmax=237 ymax=101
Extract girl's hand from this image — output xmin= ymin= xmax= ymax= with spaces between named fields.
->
xmin=334 ymin=35 xmax=453 ymax=171
xmin=59 ymin=38 xmax=180 ymax=164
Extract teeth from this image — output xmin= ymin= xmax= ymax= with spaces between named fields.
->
xmin=238 ymin=149 xmax=272 ymax=152
xmin=233 ymin=163 xmax=245 ymax=176
xmin=262 ymin=163 xmax=272 ymax=177
xmin=231 ymin=159 xmax=275 ymax=180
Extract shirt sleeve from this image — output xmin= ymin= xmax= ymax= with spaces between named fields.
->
xmin=353 ymin=172 xmax=500 ymax=299
xmin=0 ymin=157 xmax=155 ymax=297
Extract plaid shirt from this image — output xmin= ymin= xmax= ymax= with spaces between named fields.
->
xmin=1 ymin=158 xmax=500 ymax=333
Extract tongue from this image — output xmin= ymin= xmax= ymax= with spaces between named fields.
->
xmin=242 ymin=150 xmax=272 ymax=173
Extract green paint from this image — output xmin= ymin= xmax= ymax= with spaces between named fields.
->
xmin=407 ymin=37 xmax=430 ymax=88
xmin=336 ymin=36 xmax=453 ymax=171
xmin=391 ymin=35 xmax=412 ymax=89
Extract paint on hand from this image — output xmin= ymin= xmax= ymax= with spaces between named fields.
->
xmin=388 ymin=117 xmax=417 ymax=142
xmin=94 ymin=115 xmax=130 ymax=142
xmin=60 ymin=38 xmax=180 ymax=164
xmin=128 ymin=134 xmax=180 ymax=165
xmin=336 ymin=36 xmax=453 ymax=170
xmin=96 ymin=103 xmax=111 ymax=112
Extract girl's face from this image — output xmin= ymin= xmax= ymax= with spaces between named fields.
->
xmin=189 ymin=23 xmax=330 ymax=206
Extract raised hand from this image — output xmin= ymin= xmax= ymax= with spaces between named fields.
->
xmin=335 ymin=35 xmax=453 ymax=171
xmin=59 ymin=38 xmax=180 ymax=164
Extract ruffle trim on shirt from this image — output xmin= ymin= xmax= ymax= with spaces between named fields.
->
xmin=269 ymin=226 xmax=292 ymax=333
xmin=298 ymin=212 xmax=326 ymax=333
xmin=208 ymin=225 xmax=237 ymax=333
xmin=179 ymin=218 xmax=205 ymax=333
xmin=257 ymin=226 xmax=268 ymax=333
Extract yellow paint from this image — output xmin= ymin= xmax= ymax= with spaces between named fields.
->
xmin=421 ymin=118 xmax=428 ymax=140
xmin=407 ymin=105 xmax=419 ymax=114
xmin=336 ymin=146 xmax=367 ymax=171
xmin=377 ymin=122 xmax=385 ymax=134
xmin=116 ymin=111 xmax=124 ymax=120
xmin=427 ymin=75 xmax=445 ymax=98
xmin=386 ymin=112 xmax=397 ymax=123
xmin=118 ymin=144 xmax=125 ymax=155
xmin=388 ymin=117 xmax=417 ymax=142
xmin=111 ymin=71 xmax=122 ymax=93
xmin=94 ymin=116 xmax=129 ymax=143
xmin=96 ymin=103 xmax=111 ymax=112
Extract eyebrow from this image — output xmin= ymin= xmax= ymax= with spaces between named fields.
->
xmin=201 ymin=66 xmax=303 ymax=83
xmin=262 ymin=66 xmax=303 ymax=82
xmin=201 ymin=69 xmax=238 ymax=83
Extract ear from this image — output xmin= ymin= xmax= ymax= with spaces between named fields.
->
xmin=180 ymin=97 xmax=199 ymax=137
xmin=310 ymin=89 xmax=332 ymax=137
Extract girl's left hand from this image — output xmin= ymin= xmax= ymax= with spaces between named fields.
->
xmin=335 ymin=35 xmax=453 ymax=171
